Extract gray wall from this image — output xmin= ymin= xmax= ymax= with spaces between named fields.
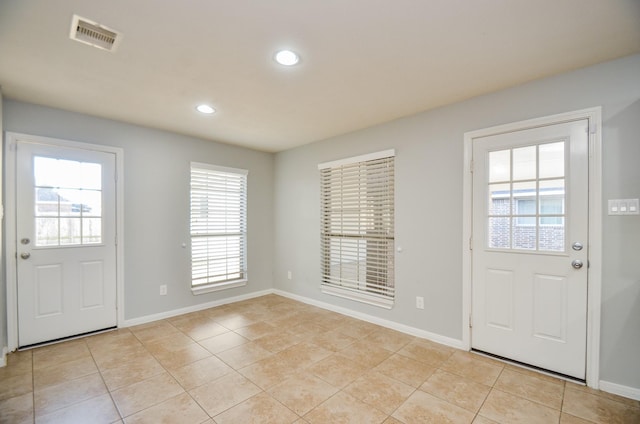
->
xmin=2 ymin=100 xmax=274 ymax=323
xmin=273 ymin=53 xmax=640 ymax=389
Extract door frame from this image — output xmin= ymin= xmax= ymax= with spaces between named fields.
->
xmin=461 ymin=107 xmax=602 ymax=388
xmin=5 ymin=132 xmax=125 ymax=351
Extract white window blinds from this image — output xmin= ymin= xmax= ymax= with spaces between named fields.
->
xmin=319 ymin=150 xmax=395 ymax=308
xmin=190 ymin=163 xmax=247 ymax=290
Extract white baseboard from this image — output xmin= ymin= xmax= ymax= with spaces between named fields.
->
xmin=273 ymin=289 xmax=465 ymax=350
xmin=599 ymin=380 xmax=640 ymax=401
xmin=121 ymin=289 xmax=274 ymax=327
xmin=0 ymin=346 xmax=8 ymax=367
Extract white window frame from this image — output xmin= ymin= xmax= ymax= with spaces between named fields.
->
xmin=318 ymin=149 xmax=395 ymax=309
xmin=190 ymin=162 xmax=248 ymax=295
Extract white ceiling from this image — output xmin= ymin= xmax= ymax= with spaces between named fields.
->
xmin=1 ymin=1 xmax=639 ymax=152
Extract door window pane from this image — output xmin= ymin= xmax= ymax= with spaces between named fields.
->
xmin=486 ymin=142 xmax=565 ymax=252
xmin=33 ymin=156 xmax=103 ymax=247
xmin=489 ymin=150 xmax=510 ymax=182
xmin=539 ymin=142 xmax=564 ymax=179
xmin=513 ymin=146 xmax=536 ymax=181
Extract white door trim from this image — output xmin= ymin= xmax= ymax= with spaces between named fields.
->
xmin=462 ymin=107 xmax=602 ymax=388
xmin=5 ymin=132 xmax=125 ymax=351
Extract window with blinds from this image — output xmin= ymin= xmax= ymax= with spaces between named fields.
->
xmin=190 ymin=163 xmax=248 ymax=294
xmin=319 ymin=150 xmax=395 ymax=308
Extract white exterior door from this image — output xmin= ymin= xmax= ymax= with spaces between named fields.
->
xmin=16 ymin=140 xmax=117 ymax=347
xmin=471 ymin=119 xmax=589 ymax=379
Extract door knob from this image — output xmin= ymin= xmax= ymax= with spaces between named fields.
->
xmin=20 ymin=252 xmax=31 ymax=260
xmin=571 ymin=259 xmax=583 ymax=269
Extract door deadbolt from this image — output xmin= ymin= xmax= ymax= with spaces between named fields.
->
xmin=21 ymin=238 xmax=30 ymax=245
xmin=572 ymin=242 xmax=583 ymax=251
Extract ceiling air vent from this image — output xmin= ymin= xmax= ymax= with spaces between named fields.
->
xmin=69 ymin=15 xmax=121 ymax=52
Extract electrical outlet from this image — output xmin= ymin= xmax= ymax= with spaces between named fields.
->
xmin=416 ymin=296 xmax=424 ymax=309
xmin=159 ymin=285 xmax=167 ymax=296
xmin=287 ymin=271 xmax=292 ymax=280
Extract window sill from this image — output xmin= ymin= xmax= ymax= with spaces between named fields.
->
xmin=191 ymin=279 xmax=247 ymax=295
xmin=321 ymin=284 xmax=394 ymax=309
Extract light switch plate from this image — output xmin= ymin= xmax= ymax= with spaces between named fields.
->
xmin=608 ymin=199 xmax=640 ymax=215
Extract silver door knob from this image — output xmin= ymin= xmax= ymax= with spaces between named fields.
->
xmin=572 ymin=242 xmax=583 ymax=251
xmin=20 ymin=252 xmax=31 ymax=260
xmin=571 ymin=259 xmax=583 ymax=269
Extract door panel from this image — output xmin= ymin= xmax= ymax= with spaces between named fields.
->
xmin=16 ymin=140 xmax=117 ymax=346
xmin=472 ymin=119 xmax=588 ymax=379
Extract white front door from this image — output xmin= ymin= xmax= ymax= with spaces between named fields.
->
xmin=16 ymin=140 xmax=117 ymax=347
xmin=471 ymin=119 xmax=589 ymax=379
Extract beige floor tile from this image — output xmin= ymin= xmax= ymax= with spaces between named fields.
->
xmin=472 ymin=416 xmax=499 ymax=424
xmin=397 ymin=339 xmax=456 ymax=367
xmin=308 ymin=353 xmax=369 ymax=388
xmin=130 ymin=320 xmax=180 ymax=343
xmin=273 ymin=341 xmax=333 ymax=369
xmin=304 ymin=391 xmax=387 ymax=424
xmin=493 ymin=367 xmax=564 ymax=410
xmin=565 ymin=382 xmax=640 ymax=408
xmin=0 ymin=351 xmax=32 ymax=379
xmin=92 ymin=343 xmax=150 ymax=371
xmin=36 ymin=393 xmax=120 ymax=424
xmin=34 ymin=372 xmax=107 ymax=416
xmin=85 ymin=329 xmax=137 ymax=352
xmin=34 ymin=356 xmax=98 ymax=390
xmin=343 ymin=371 xmax=415 ymax=414
xmin=239 ymin=356 xmax=298 ymax=390
xmin=308 ymin=329 xmax=357 ymax=352
xmin=254 ymin=331 xmax=303 ymax=353
xmin=393 ymin=390 xmax=475 ymax=424
xmin=215 ymin=341 xmax=273 ymax=369
xmin=171 ymin=316 xmax=229 ymax=341
xmin=198 ymin=331 xmax=249 ymax=354
xmin=362 ymin=327 xmax=414 ymax=352
xmin=111 ymin=372 xmax=184 ymax=418
xmin=287 ymin=321 xmax=331 ymax=339
xmin=268 ymin=372 xmax=339 ymax=416
xmin=170 ymin=355 xmax=232 ymax=390
xmin=151 ymin=342 xmax=212 ymax=369
xmin=440 ymin=351 xmax=503 ymax=386
xmin=0 ymin=372 xmax=33 ymax=401
xmin=100 ymin=354 xmax=165 ymax=391
xmin=142 ymin=331 xmax=196 ymax=354
xmin=124 ymin=392 xmax=208 ymax=424
xmin=420 ymin=369 xmax=491 ymax=413
xmin=562 ymin=387 xmax=640 ymax=424
xmin=337 ymin=340 xmax=392 ymax=369
xmin=234 ymin=321 xmax=279 ymax=340
xmin=214 ymin=314 xmax=259 ymax=330
xmin=560 ymin=412 xmax=595 ymax=423
xmin=383 ymin=417 xmax=405 ymax=424
xmin=334 ymin=320 xmax=381 ymax=340
xmin=478 ymin=389 xmax=560 ymax=423
xmin=0 ymin=392 xmax=33 ymax=424
xmin=375 ymin=353 xmax=437 ymax=388
xmin=32 ymin=340 xmax=91 ymax=371
xmin=189 ymin=371 xmax=261 ymax=417
xmin=214 ymin=392 xmax=298 ymax=424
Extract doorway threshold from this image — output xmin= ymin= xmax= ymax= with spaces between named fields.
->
xmin=18 ymin=326 xmax=117 ymax=351
xmin=471 ymin=348 xmax=586 ymax=385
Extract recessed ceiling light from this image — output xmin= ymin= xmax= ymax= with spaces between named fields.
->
xmin=275 ymin=50 xmax=300 ymax=66
xmin=196 ymin=104 xmax=215 ymax=114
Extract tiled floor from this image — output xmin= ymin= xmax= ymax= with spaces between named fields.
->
xmin=1 ymin=294 xmax=639 ymax=423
